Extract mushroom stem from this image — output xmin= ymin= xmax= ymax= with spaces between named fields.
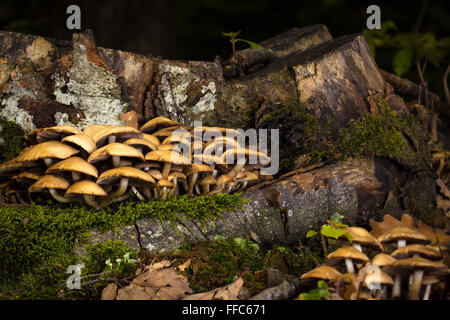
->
xmin=392 ymin=275 xmax=402 ymax=299
xmin=195 ymin=183 xmax=201 ymax=196
xmin=83 ymin=194 xmax=99 ymax=210
xmin=49 ymin=188 xmax=72 ymax=203
xmin=109 ymin=178 xmax=129 ymax=198
xmin=237 ymin=180 xmax=248 ymax=192
xmin=131 ymin=186 xmax=146 ymax=201
xmin=162 ymin=163 xmax=172 ymax=179
xmin=99 ymin=193 xmax=129 ymax=209
xmin=112 ymin=156 xmax=121 ymax=168
xmin=188 ymin=172 xmax=198 ymax=196
xmin=208 ymin=183 xmax=225 ymax=195
xmin=143 ymin=187 xmax=153 ymax=200
xmin=409 ymin=270 xmax=424 ymax=300
xmin=43 ymin=158 xmax=54 ymax=167
xmin=227 ymin=162 xmax=246 ymax=178
xmin=72 ymin=171 xmax=82 ymax=181
xmin=397 ymin=240 xmax=407 ymax=248
xmin=108 ymin=136 xmax=116 ymax=144
xmin=422 ymin=284 xmax=432 ymax=300
xmin=15 ymin=192 xmax=27 ymax=204
xmin=352 ymin=243 xmax=362 ymax=252
xmin=344 ymin=258 xmax=355 ymax=273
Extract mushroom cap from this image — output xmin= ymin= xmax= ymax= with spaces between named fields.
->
xmin=141 ymin=133 xmax=161 ymax=147
xmin=199 ymin=126 xmax=242 ymax=137
xmin=157 ymin=143 xmax=183 ymax=153
xmin=236 ymin=171 xmax=259 ymax=182
xmin=88 ymin=143 xmax=144 ymax=164
xmin=97 ymin=167 xmax=156 ymax=186
xmin=385 ymin=257 xmax=448 ymax=276
xmin=344 ymin=227 xmax=382 ymax=249
xmin=28 ymin=125 xmax=82 ymax=143
xmin=221 ymin=148 xmax=270 ymax=166
xmin=161 ymin=134 xmax=192 ymax=149
xmin=61 ymin=134 xmax=97 ymax=154
xmin=216 ymin=174 xmax=234 ymax=185
xmin=199 ymin=175 xmax=217 ymax=186
xmin=391 ymin=244 xmax=442 ymax=260
xmin=300 ymin=266 xmax=342 ymax=281
xmin=372 ymin=253 xmax=396 ymax=267
xmin=421 ymin=275 xmax=440 ymax=285
xmin=377 ymin=227 xmax=429 ymax=245
xmin=153 ymin=127 xmax=192 ymax=139
xmin=327 ymin=246 xmax=370 ymax=262
xmin=204 ymin=136 xmax=240 ymax=154
xmin=146 ymin=169 xmax=163 ymax=180
xmin=0 ymin=158 xmax=39 ymax=174
xmin=89 ymin=125 xmax=142 ymax=147
xmin=139 ymin=117 xmax=183 ymax=133
xmin=46 ymin=156 xmax=99 ymax=178
xmin=65 ymin=180 xmax=107 ymax=197
xmin=123 ymin=138 xmax=158 ymax=153
xmin=186 ymin=163 xmax=213 ymax=176
xmin=82 ymin=124 xmax=112 ymax=139
xmin=145 ymin=150 xmax=190 ymax=165
xmin=168 ymin=171 xmax=186 ymax=181
xmin=192 ymin=154 xmax=225 ymax=166
xmin=15 ymin=141 xmax=79 ymax=162
xmin=12 ymin=170 xmax=42 ymax=183
xmin=157 ymin=178 xmax=173 ymax=188
xmin=364 ymin=269 xmax=394 ymax=287
xmin=28 ymin=174 xmax=70 ymax=192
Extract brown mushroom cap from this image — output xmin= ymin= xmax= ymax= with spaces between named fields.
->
xmin=204 ymin=136 xmax=240 ymax=155
xmin=372 ymin=253 xmax=396 ymax=267
xmin=221 ymin=148 xmax=270 ymax=166
xmin=15 ymin=141 xmax=79 ymax=163
xmin=123 ymin=138 xmax=158 ymax=153
xmin=391 ymin=244 xmax=442 ymax=260
xmin=65 ymin=180 xmax=107 ymax=197
xmin=186 ymin=163 xmax=213 ymax=176
xmin=377 ymin=227 xmax=430 ymax=245
xmin=88 ymin=143 xmax=144 ymax=164
xmin=145 ymin=150 xmax=190 ymax=165
xmin=344 ymin=227 xmax=382 ymax=249
xmin=364 ymin=269 xmax=394 ymax=287
xmin=168 ymin=171 xmax=187 ymax=181
xmin=141 ymin=133 xmax=161 ymax=147
xmin=327 ymin=246 xmax=370 ymax=263
xmin=157 ymin=143 xmax=183 ymax=153
xmin=29 ymin=125 xmax=82 ymax=143
xmin=12 ymin=170 xmax=42 ymax=184
xmin=385 ymin=257 xmax=448 ymax=277
xmin=139 ymin=117 xmax=183 ymax=134
xmin=0 ymin=158 xmax=39 ymax=175
xmin=300 ymin=266 xmax=342 ymax=281
xmin=135 ymin=161 xmax=161 ymax=171
xmin=157 ymin=179 xmax=173 ymax=188
xmin=46 ymin=156 xmax=99 ymax=178
xmin=89 ymin=125 xmax=143 ymax=147
xmin=199 ymin=175 xmax=217 ymax=186
xmin=97 ymin=167 xmax=156 ymax=186
xmin=28 ymin=174 xmax=70 ymax=192
xmin=147 ymin=169 xmax=163 ymax=180
xmin=62 ymin=134 xmax=97 ymax=154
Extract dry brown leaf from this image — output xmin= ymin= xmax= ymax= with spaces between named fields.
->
xmin=436 ymin=195 xmax=450 ymax=211
xmin=400 ymin=213 xmax=415 ymax=229
xmin=116 ymin=284 xmax=153 ymax=300
xmin=369 ymin=214 xmax=402 ymax=237
xmin=436 ymin=179 xmax=450 ymax=199
xmin=350 ymin=262 xmax=371 ymax=300
xmin=145 ymin=260 xmax=171 ymax=271
xmin=435 ymin=228 xmax=450 ymax=246
xmin=177 ymin=259 xmax=191 ymax=272
xmin=417 ymin=220 xmax=438 ymax=245
xmin=101 ymin=283 xmax=118 ymax=300
xmin=182 ymin=277 xmax=243 ymax=300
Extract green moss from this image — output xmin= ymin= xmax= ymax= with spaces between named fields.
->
xmin=340 ymin=99 xmax=430 ymax=167
xmin=0 ymin=118 xmax=26 ymax=162
xmin=0 ymin=193 xmax=246 ymax=298
xmin=263 ymin=245 xmax=314 ymax=276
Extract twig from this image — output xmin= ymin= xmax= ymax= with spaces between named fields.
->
xmin=298 ymin=241 xmax=320 ymax=267
xmin=443 ymin=64 xmax=450 ymax=106
xmin=320 ymin=234 xmax=328 ymax=259
xmin=413 ymin=0 xmax=430 ymax=32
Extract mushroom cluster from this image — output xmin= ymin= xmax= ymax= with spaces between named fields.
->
xmin=0 ymin=117 xmax=270 ymax=209
xmin=299 ymin=215 xmax=450 ymax=300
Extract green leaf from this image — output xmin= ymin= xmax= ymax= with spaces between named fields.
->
xmin=330 ymin=212 xmax=344 ymax=224
xmin=222 ymin=31 xmax=241 ymax=38
xmin=393 ymin=48 xmax=413 ymax=76
xmin=320 ymin=224 xmax=348 ymax=239
xmin=236 ymin=39 xmax=264 ymax=50
xmin=123 ymin=252 xmax=130 ymax=263
xmin=105 ymin=259 xmax=113 ymax=271
xmin=306 ymin=230 xmax=318 ymax=238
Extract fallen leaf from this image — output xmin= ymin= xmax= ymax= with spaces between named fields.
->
xmin=177 ymin=259 xmax=191 ymax=272
xmin=436 ymin=179 xmax=450 ymax=199
xmin=417 ymin=220 xmax=438 ymax=245
xmin=116 ymin=284 xmax=152 ymax=300
xmin=101 ymin=283 xmax=118 ymax=300
xmin=183 ymin=277 xmax=243 ymax=300
xmin=436 ymin=195 xmax=450 ymax=211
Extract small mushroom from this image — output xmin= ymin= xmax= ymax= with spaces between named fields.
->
xmin=28 ymin=174 xmax=73 ymax=203
xmin=145 ymin=150 xmax=190 ymax=179
xmin=343 ymin=227 xmax=382 ymax=252
xmin=377 ymin=227 xmax=429 ymax=249
xmin=65 ymin=180 xmax=107 ymax=209
xmin=326 ymin=246 xmax=370 ymax=274
xmin=15 ymin=141 xmax=79 ymax=167
xmin=88 ymin=143 xmax=144 ymax=168
xmin=199 ymin=175 xmax=217 ymax=195
xmin=185 ymin=164 xmax=213 ymax=196
xmin=46 ymin=156 xmax=99 ymax=182
xmin=139 ymin=117 xmax=183 ymax=134
xmin=62 ymin=133 xmax=97 ymax=157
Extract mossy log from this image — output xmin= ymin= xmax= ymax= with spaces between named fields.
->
xmin=83 ymin=158 xmax=406 ymax=253
xmin=0 ymin=24 xmax=382 ymax=132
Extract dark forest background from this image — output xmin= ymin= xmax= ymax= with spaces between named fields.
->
xmin=1 ymin=0 xmax=449 ymax=96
